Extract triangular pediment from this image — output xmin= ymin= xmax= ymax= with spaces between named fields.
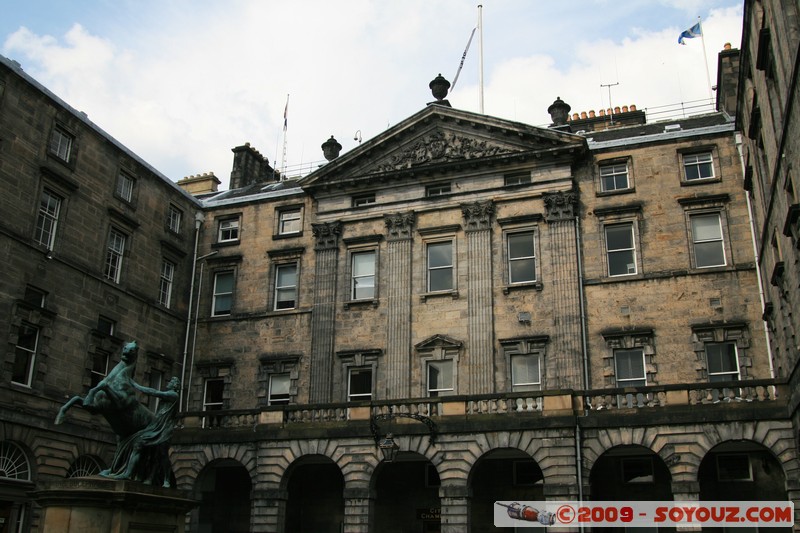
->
xmin=300 ymin=104 xmax=585 ymax=190
xmin=415 ymin=334 xmax=463 ymax=351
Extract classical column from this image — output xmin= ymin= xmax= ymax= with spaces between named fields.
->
xmin=462 ymin=200 xmax=495 ymax=394
xmin=343 ymin=487 xmax=374 ymax=533
xmin=309 ymin=221 xmax=341 ymax=403
xmin=384 ymin=212 xmax=415 ymax=399
xmin=543 ymin=191 xmax=584 ymax=390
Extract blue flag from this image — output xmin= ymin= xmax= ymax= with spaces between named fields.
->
xmin=678 ymin=22 xmax=702 ymax=44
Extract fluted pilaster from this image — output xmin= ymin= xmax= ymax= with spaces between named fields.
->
xmin=384 ymin=212 xmax=415 ymax=399
xmin=309 ymin=221 xmax=341 ymax=403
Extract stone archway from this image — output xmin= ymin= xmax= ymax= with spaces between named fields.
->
xmin=589 ymin=444 xmax=672 ymax=501
xmin=699 ymin=440 xmax=787 ymax=501
xmin=284 ymin=454 xmax=344 ymax=533
xmin=468 ymin=447 xmax=543 ymax=533
xmin=372 ymin=451 xmax=441 ymax=533
xmin=193 ymin=458 xmax=252 ymax=533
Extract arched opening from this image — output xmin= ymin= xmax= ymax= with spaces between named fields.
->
xmin=469 ymin=448 xmax=543 ymax=533
xmin=0 ymin=441 xmax=33 ymax=533
xmin=193 ymin=459 xmax=252 ymax=533
xmin=285 ymin=454 xmax=344 ymax=532
xmin=372 ymin=452 xmax=441 ymax=533
xmin=699 ymin=440 xmax=787 ymax=501
xmin=66 ymin=455 xmax=104 ymax=478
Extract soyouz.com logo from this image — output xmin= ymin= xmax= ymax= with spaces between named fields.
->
xmin=494 ymin=501 xmax=794 ymax=528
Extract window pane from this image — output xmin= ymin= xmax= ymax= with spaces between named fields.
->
xmin=279 ymin=210 xmax=301 ymax=234
xmin=692 ymin=214 xmax=725 ymax=267
xmin=428 ymin=242 xmax=453 ymax=291
xmin=692 ymin=214 xmax=722 ymax=241
xmin=352 ymin=252 xmax=375 ymax=277
xmin=213 ymin=272 xmax=234 ymax=315
xmin=269 ymin=374 xmax=291 ymax=405
xmin=606 ymin=224 xmax=636 ymax=276
xmin=511 ymin=355 xmax=540 ymax=391
xmin=428 ymin=242 xmax=452 ymax=268
xmin=615 ymin=349 xmax=645 ymax=386
xmin=606 ymin=224 xmax=633 ymax=250
xmin=600 ymin=164 xmax=629 ymax=191
xmin=694 ymin=241 xmax=725 ymax=267
xmin=275 ymin=264 xmax=298 ymax=309
xmin=12 ymin=324 xmax=38 ymax=385
xmin=204 ymin=379 xmax=224 ymax=409
xmin=349 ymin=368 xmax=372 ymax=400
xmin=510 ymin=258 xmax=536 ymax=283
xmin=428 ymin=360 xmax=453 ymax=396
xmin=215 ymin=272 xmax=234 ymax=293
xmin=276 ymin=264 xmax=297 ymax=286
xmin=429 ymin=268 xmax=453 ymax=292
xmin=707 ymin=343 xmax=739 ymax=380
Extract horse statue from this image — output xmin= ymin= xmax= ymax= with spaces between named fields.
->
xmin=55 ymin=341 xmax=154 ymax=440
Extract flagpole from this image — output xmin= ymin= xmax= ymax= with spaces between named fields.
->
xmin=698 ymin=16 xmax=713 ymax=101
xmin=280 ymin=93 xmax=289 ymax=179
xmin=478 ymin=4 xmax=484 ymax=113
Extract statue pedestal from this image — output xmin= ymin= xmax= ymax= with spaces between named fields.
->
xmin=30 ymin=477 xmax=197 ymax=533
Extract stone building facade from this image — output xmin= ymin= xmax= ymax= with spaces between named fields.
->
xmin=0 ymin=18 xmax=798 ymax=533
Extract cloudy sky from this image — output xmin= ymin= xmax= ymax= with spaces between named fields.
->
xmin=2 ymin=1 xmax=743 ymax=189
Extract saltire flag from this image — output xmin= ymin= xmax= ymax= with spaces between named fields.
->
xmin=283 ymin=95 xmax=289 ymax=131
xmin=678 ymin=22 xmax=702 ymax=45
xmin=451 ymin=27 xmax=477 ymax=93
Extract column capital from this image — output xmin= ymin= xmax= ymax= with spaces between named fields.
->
xmin=312 ymin=221 xmax=342 ymax=250
xmin=384 ymin=211 xmax=416 ymax=241
xmin=543 ymin=190 xmax=578 ymax=222
xmin=461 ymin=200 xmax=494 ymax=232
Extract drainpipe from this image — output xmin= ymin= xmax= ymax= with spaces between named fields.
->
xmin=180 ymin=212 xmax=205 ymax=411
xmin=575 ymin=214 xmax=588 ymax=520
xmin=735 ymin=132 xmax=775 ymax=377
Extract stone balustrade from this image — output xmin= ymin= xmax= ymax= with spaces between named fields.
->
xmin=178 ymin=379 xmax=785 ymax=429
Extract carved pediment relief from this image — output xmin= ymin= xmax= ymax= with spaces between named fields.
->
xmin=373 ymin=129 xmax=521 ymax=173
xmin=415 ymin=333 xmax=463 ymax=351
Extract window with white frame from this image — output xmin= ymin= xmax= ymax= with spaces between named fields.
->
xmin=49 ymin=125 xmax=73 ymax=162
xmin=510 ymin=354 xmax=541 ymax=392
xmin=278 ymin=208 xmax=302 ymax=235
xmin=690 ymin=212 xmax=726 ymax=268
xmin=90 ymin=350 xmax=110 ymax=388
xmin=159 ymin=259 xmax=175 ymax=308
xmin=268 ymin=373 xmax=291 ymax=405
xmin=203 ymin=378 xmax=225 ymax=410
xmin=427 ymin=359 xmax=454 ymax=397
xmin=23 ymin=286 xmax=46 ymax=308
xmin=504 ymin=172 xmax=531 ymax=186
xmin=12 ymin=323 xmax=38 ymax=386
xmin=600 ymin=162 xmax=630 ymax=192
xmin=614 ymin=348 xmax=646 ymax=387
xmin=217 ymin=218 xmax=240 ymax=243
xmin=427 ymin=241 xmax=454 ymax=292
xmin=34 ymin=189 xmax=62 ymax=249
xmin=348 ymin=367 xmax=373 ymax=401
xmin=103 ymin=228 xmax=127 ymax=283
xmin=683 ymin=152 xmax=715 ymax=181
xmin=97 ymin=315 xmax=115 ymax=336
xmin=212 ymin=271 xmax=234 ymax=316
xmin=507 ymin=231 xmax=537 ymax=284
xmin=706 ymin=342 xmax=740 ymax=382
xmin=352 ymin=193 xmax=376 ymax=207
xmin=167 ymin=205 xmax=182 ymax=233
xmin=605 ymin=222 xmax=637 ymax=276
xmin=115 ymin=172 xmax=135 ymax=202
xmin=426 ymin=183 xmax=451 ymax=197
xmin=274 ymin=263 xmax=298 ymax=310
xmin=351 ymin=250 xmax=376 ymax=300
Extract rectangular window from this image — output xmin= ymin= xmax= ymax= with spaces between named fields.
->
xmin=426 ymin=183 xmax=451 ymax=197
xmin=49 ymin=126 xmax=73 ymax=162
xmin=104 ymin=228 xmax=127 ymax=283
xmin=274 ymin=263 xmax=298 ymax=310
xmin=167 ymin=205 xmax=182 ymax=233
xmin=348 ymin=367 xmax=373 ymax=401
xmin=508 ymin=232 xmax=536 ymax=284
xmin=351 ymin=251 xmax=376 ymax=300
xmin=90 ymin=351 xmax=110 ymax=388
xmin=600 ymin=163 xmax=629 ymax=191
xmin=203 ymin=378 xmax=225 ymax=410
xmin=622 ymin=457 xmax=654 ymax=483
xmin=427 ymin=360 xmax=454 ymax=397
xmin=605 ymin=223 xmax=636 ymax=276
xmin=218 ymin=218 xmax=240 ymax=242
xmin=12 ymin=323 xmax=38 ymax=386
xmin=683 ymin=152 xmax=714 ymax=181
xmin=511 ymin=354 xmax=541 ymax=392
xmin=504 ymin=172 xmax=531 ymax=186
xmin=159 ymin=259 xmax=175 ymax=308
xmin=212 ymin=272 xmax=234 ymax=316
xmin=691 ymin=213 xmax=726 ymax=268
xmin=115 ymin=172 xmax=135 ymax=202
xmin=427 ymin=241 xmax=453 ymax=292
xmin=268 ymin=373 xmax=291 ymax=405
xmin=97 ymin=316 xmax=115 ymax=336
xmin=23 ymin=286 xmax=46 ymax=308
xmin=352 ymin=193 xmax=376 ymax=207
xmin=148 ymin=369 xmax=163 ymax=411
xmin=706 ymin=342 xmax=739 ymax=382
xmin=34 ymin=189 xmax=62 ymax=249
xmin=716 ymin=454 xmax=752 ymax=481
xmin=614 ymin=348 xmax=646 ymax=387
xmin=278 ymin=209 xmax=301 ymax=235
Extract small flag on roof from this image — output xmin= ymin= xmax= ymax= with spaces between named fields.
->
xmin=678 ymin=22 xmax=702 ymax=44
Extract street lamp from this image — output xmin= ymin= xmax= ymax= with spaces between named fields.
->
xmin=370 ymin=407 xmax=437 ymax=463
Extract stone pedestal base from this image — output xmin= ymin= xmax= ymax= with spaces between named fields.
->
xmin=30 ymin=477 xmax=197 ymax=533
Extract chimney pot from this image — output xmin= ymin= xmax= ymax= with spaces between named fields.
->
xmin=622 ymin=105 xmax=629 ymax=113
